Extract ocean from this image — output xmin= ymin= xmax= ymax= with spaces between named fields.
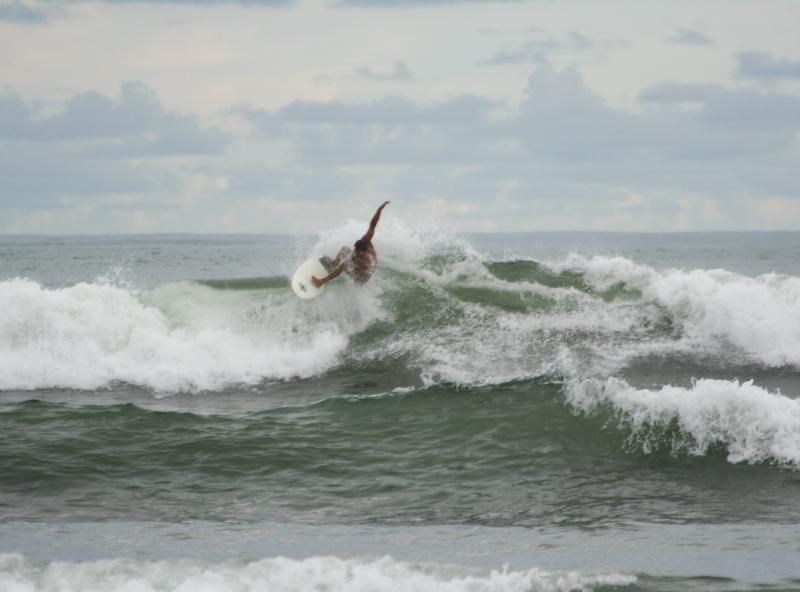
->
xmin=1 ymin=223 xmax=800 ymax=591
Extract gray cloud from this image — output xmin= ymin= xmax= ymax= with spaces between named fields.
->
xmin=515 ymin=65 xmax=648 ymax=161
xmin=243 ymin=94 xmax=497 ymax=167
xmin=249 ymin=94 xmax=493 ymax=126
xmin=98 ymin=0 xmax=291 ymax=5
xmin=482 ymin=33 xmax=594 ymax=66
xmin=0 ymin=1 xmax=48 ymax=23
xmin=239 ymin=63 xmax=800 ymax=205
xmin=337 ymin=0 xmax=520 ymax=6
xmin=567 ymin=32 xmax=592 ymax=50
xmin=1 ymin=81 xmax=228 ymax=155
xmin=7 ymin=63 xmax=800 ymax=230
xmin=0 ymin=0 xmax=291 ymax=23
xmin=0 ymin=142 xmax=172 ymax=208
xmin=667 ymin=28 xmax=714 ymax=46
xmin=736 ymin=50 xmax=800 ymax=81
xmin=640 ymin=82 xmax=800 ymax=132
xmin=482 ymin=41 xmax=555 ymax=66
xmin=0 ymin=82 xmax=227 ymax=211
xmin=356 ymin=61 xmax=413 ymax=82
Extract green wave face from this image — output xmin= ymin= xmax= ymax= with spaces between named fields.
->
xmin=2 ymin=386 xmax=797 ymax=528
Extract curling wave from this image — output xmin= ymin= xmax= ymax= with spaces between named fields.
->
xmin=566 ymin=377 xmax=800 ymax=467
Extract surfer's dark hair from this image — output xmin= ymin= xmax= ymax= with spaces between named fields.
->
xmin=354 ymin=239 xmax=368 ymax=252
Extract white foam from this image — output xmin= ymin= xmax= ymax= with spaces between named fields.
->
xmin=0 ymin=554 xmax=636 ymax=592
xmin=7 ymin=230 xmax=800 ymax=393
xmin=561 ymin=254 xmax=800 ymax=368
xmin=0 ymin=277 xmax=382 ymax=392
xmin=566 ymin=377 xmax=800 ymax=467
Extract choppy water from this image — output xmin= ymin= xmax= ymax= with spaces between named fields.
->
xmin=2 ymin=225 xmax=800 ymax=591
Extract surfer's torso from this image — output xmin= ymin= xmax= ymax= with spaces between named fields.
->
xmin=348 ymin=245 xmax=377 ymax=284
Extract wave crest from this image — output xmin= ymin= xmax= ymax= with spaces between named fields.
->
xmin=0 ymin=277 xmax=381 ymax=392
xmin=0 ymin=554 xmax=636 ymax=592
xmin=566 ymin=377 xmax=800 ymax=467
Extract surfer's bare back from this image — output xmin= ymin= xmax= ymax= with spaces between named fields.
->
xmin=312 ymin=201 xmax=390 ymax=288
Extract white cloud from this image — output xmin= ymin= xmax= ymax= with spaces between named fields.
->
xmin=2 ymin=0 xmax=800 ymax=233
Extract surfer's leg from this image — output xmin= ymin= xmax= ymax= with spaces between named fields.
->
xmin=332 ymin=246 xmax=352 ymax=266
xmin=319 ymin=255 xmax=335 ymax=272
xmin=320 ymin=247 xmax=352 ymax=272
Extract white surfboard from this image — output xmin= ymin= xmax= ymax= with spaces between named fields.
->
xmin=291 ymin=257 xmax=329 ymax=299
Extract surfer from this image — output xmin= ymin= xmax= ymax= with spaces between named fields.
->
xmin=312 ymin=201 xmax=390 ymax=288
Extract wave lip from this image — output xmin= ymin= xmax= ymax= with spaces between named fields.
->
xmin=0 ymin=277 xmax=380 ymax=392
xmin=566 ymin=377 xmax=800 ymax=467
xmin=562 ymin=254 xmax=800 ymax=369
xmin=0 ymin=553 xmax=636 ymax=592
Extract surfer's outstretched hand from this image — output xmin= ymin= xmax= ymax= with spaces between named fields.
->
xmin=311 ymin=276 xmax=323 ymax=288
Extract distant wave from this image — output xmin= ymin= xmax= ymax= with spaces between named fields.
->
xmin=0 ymin=554 xmax=636 ymax=592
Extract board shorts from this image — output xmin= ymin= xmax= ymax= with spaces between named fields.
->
xmin=320 ymin=246 xmax=352 ymax=273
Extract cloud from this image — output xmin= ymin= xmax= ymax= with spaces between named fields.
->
xmin=0 ymin=0 xmax=291 ymax=23
xmin=0 ymin=1 xmax=48 ymax=23
xmin=482 ymin=42 xmax=556 ymax=66
xmin=567 ymin=31 xmax=592 ymax=50
xmin=240 ymin=63 xmax=800 ymax=207
xmin=481 ymin=32 xmax=594 ymax=66
xmin=1 ymin=81 xmax=229 ymax=155
xmin=639 ymin=82 xmax=800 ymax=133
xmin=0 ymin=82 xmax=229 ymax=214
xmin=249 ymin=93 xmax=494 ymax=126
xmin=736 ymin=50 xmax=800 ymax=81
xmin=99 ymin=0 xmax=292 ymax=5
xmin=356 ymin=61 xmax=413 ymax=81
xmin=515 ymin=64 xmax=648 ymax=160
xmin=243 ymin=94 xmax=497 ymax=166
xmin=667 ymin=28 xmax=714 ymax=46
xmin=0 ymin=143 xmax=170 ymax=206
xmin=6 ymin=63 xmax=800 ymax=233
xmin=337 ymin=0 xmax=520 ymax=6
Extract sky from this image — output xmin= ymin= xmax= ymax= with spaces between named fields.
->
xmin=1 ymin=0 xmax=800 ymax=234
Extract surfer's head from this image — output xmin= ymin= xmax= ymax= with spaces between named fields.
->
xmin=354 ymin=239 xmax=368 ymax=252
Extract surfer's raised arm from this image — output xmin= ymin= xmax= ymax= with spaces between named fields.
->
xmin=361 ymin=201 xmax=390 ymax=244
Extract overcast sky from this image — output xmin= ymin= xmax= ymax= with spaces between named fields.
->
xmin=2 ymin=0 xmax=800 ymax=233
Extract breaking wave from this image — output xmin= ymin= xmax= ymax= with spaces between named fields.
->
xmin=3 ymin=226 xmax=800 ymax=394
xmin=0 ymin=554 xmax=636 ymax=592
xmin=566 ymin=377 xmax=800 ymax=467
